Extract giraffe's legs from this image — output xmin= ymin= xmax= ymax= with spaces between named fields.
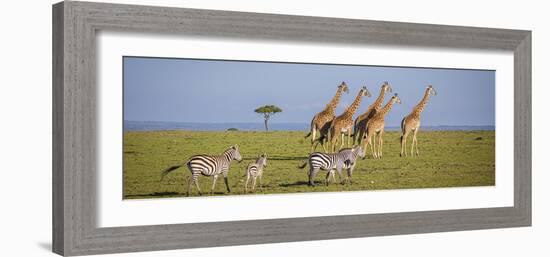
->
xmin=378 ymin=130 xmax=384 ymax=158
xmin=365 ymin=134 xmax=372 ymax=158
xmin=353 ymin=126 xmax=360 ymax=145
xmin=347 ymin=130 xmax=352 ymax=148
xmin=400 ymin=130 xmax=409 ymax=157
xmin=377 ymin=132 xmax=381 ymax=159
xmin=330 ymin=132 xmax=334 ymax=150
xmin=410 ymin=129 xmax=416 ymax=157
xmin=310 ymin=139 xmax=325 ymax=153
xmin=362 ymin=136 xmax=369 ymax=156
xmin=311 ymin=139 xmax=318 ymax=153
xmin=312 ymin=131 xmax=328 ymax=153
xmin=332 ymin=133 xmax=340 ymax=152
xmin=321 ymin=138 xmax=329 ymax=153
xmin=310 ymin=127 xmax=320 ymax=153
xmin=311 ymin=126 xmax=317 ymax=145
xmin=364 ymin=132 xmax=376 ymax=159
xmin=375 ymin=132 xmax=381 ymax=159
xmin=372 ymin=133 xmax=378 ymax=159
xmin=355 ymin=126 xmax=365 ymax=145
xmin=339 ymin=132 xmax=345 ymax=150
xmin=413 ymin=129 xmax=420 ymax=157
xmin=329 ymin=130 xmax=337 ymax=152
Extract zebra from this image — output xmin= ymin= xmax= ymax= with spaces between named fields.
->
xmin=160 ymin=145 xmax=242 ymax=196
xmin=244 ymin=153 xmax=268 ymax=193
xmin=298 ymin=145 xmax=366 ymax=186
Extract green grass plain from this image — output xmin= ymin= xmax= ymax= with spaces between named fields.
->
xmin=123 ymin=130 xmax=495 ymax=199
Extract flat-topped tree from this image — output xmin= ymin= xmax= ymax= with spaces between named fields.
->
xmin=254 ymin=105 xmax=283 ymax=131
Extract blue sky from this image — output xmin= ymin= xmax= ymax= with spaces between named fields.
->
xmin=123 ymin=57 xmax=495 ymax=127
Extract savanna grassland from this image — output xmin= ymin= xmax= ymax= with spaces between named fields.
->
xmin=123 ymin=130 xmax=495 ymax=199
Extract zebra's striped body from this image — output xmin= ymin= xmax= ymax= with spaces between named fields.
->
xmin=244 ymin=154 xmax=268 ymax=193
xmin=160 ymin=145 xmax=242 ymax=196
xmin=300 ymin=145 xmax=365 ymax=186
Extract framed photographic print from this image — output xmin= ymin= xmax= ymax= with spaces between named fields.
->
xmin=52 ymin=1 xmax=531 ymax=256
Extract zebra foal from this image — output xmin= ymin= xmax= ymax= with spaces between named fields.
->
xmin=160 ymin=145 xmax=242 ymax=196
xmin=244 ymin=153 xmax=268 ymax=193
xmin=298 ymin=145 xmax=365 ymax=186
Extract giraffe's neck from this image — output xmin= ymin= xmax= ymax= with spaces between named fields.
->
xmin=324 ymin=87 xmax=344 ymax=114
xmin=342 ymin=90 xmax=364 ymax=118
xmin=378 ymin=100 xmax=396 ymax=117
xmin=369 ymin=87 xmax=387 ymax=110
xmin=412 ymin=90 xmax=431 ymax=116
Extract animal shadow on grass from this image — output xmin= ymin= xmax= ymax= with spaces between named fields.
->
xmin=280 ymin=179 xmax=340 ymax=188
xmin=125 ymin=191 xmax=182 ymax=198
xmin=127 ymin=191 xmax=238 ymax=198
xmin=211 ymin=191 xmax=238 ymax=195
xmin=279 ymin=181 xmax=310 ymax=187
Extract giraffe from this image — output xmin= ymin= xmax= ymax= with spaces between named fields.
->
xmin=353 ymin=82 xmax=392 ymax=145
xmin=328 ymin=86 xmax=371 ymax=152
xmin=400 ymin=85 xmax=437 ymax=157
xmin=304 ymin=82 xmax=349 ymax=152
xmin=363 ymin=93 xmax=401 ymax=159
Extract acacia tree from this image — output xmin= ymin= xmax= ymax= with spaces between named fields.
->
xmin=254 ymin=105 xmax=282 ymax=132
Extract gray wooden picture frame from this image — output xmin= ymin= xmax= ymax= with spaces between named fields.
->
xmin=52 ymin=1 xmax=531 ymax=256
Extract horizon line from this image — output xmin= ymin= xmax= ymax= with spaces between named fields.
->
xmin=124 ymin=120 xmax=495 ymax=127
